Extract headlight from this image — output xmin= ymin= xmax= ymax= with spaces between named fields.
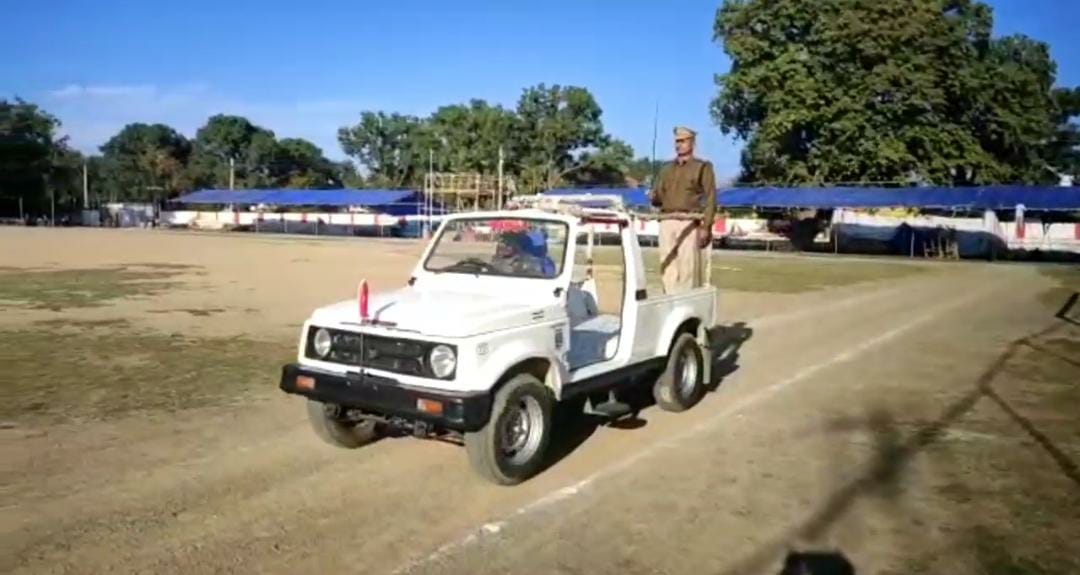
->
xmin=429 ymin=344 xmax=456 ymax=378
xmin=312 ymin=328 xmax=333 ymax=358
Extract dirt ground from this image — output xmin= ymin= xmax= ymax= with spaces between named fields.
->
xmin=1 ymin=227 xmax=1077 ymax=575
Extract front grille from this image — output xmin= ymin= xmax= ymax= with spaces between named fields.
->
xmin=307 ymin=327 xmax=450 ymax=378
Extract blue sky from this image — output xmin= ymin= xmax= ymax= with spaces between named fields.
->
xmin=4 ymin=0 xmax=1078 ymax=180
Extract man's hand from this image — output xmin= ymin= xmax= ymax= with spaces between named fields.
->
xmin=697 ymin=226 xmax=712 ymax=249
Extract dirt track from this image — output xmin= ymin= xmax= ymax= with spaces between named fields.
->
xmin=2 ymin=228 xmax=1077 ymax=574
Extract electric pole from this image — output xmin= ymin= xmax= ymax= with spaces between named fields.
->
xmin=650 ymin=100 xmax=659 ymax=188
xmin=497 ymin=145 xmax=504 ymax=211
xmin=82 ymin=161 xmax=89 ymax=208
xmin=427 ymin=149 xmax=434 ymax=236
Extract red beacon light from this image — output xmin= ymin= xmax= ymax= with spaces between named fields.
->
xmin=358 ymin=279 xmax=369 ymax=321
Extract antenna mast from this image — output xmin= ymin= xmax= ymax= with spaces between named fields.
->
xmin=650 ymin=100 xmax=659 ymax=187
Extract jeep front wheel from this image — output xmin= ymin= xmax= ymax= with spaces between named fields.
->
xmin=465 ymin=373 xmax=553 ymax=485
xmin=653 ymin=332 xmax=706 ymax=412
xmin=306 ymin=400 xmax=381 ymax=448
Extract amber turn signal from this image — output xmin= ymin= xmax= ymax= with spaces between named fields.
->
xmin=296 ymin=375 xmax=316 ymax=391
xmin=416 ymin=398 xmax=444 ymax=415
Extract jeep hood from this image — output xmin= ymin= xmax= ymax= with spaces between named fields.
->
xmin=310 ymin=287 xmax=554 ymax=337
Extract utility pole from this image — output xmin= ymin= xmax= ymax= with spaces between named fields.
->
xmin=497 ymin=145 xmax=504 ymax=211
xmin=82 ymin=161 xmax=89 ymax=208
xmin=229 ymin=157 xmax=236 ymax=190
xmin=650 ymin=100 xmax=660 ymax=188
xmin=427 ymin=149 xmax=434 ymax=236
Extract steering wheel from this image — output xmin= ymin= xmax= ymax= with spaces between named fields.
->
xmin=446 ymin=257 xmax=494 ymax=273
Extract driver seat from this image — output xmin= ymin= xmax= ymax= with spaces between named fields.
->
xmin=567 ymin=276 xmax=599 ymax=324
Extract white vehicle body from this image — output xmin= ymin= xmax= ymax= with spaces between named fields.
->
xmin=294 ymin=209 xmax=715 ymax=396
xmin=281 ymin=204 xmax=718 ymax=484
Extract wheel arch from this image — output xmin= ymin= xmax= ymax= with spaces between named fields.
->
xmin=496 ymin=357 xmax=553 ymax=391
xmin=481 ymin=351 xmax=565 ymax=401
xmin=657 ymin=313 xmax=705 ymax=356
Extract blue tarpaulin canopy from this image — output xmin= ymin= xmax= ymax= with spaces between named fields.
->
xmin=542 ymin=186 xmax=1080 ymax=211
xmin=717 ymin=186 xmax=1080 ymax=211
xmin=173 ymin=189 xmax=418 ymax=208
xmin=174 ymin=186 xmax=1079 ymax=212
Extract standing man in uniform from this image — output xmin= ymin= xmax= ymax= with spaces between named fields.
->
xmin=649 ymin=126 xmax=717 ymax=294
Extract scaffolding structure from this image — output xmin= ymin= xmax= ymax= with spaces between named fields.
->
xmin=423 ymin=172 xmax=516 ymax=212
xmin=415 ymin=146 xmax=516 ymax=236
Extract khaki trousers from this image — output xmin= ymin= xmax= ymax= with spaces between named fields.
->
xmin=659 ymin=220 xmax=711 ymax=294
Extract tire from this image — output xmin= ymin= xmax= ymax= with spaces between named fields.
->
xmin=306 ymin=400 xmax=381 ymax=448
xmin=653 ymin=332 xmax=706 ymax=412
xmin=465 ymin=373 xmax=554 ymax=486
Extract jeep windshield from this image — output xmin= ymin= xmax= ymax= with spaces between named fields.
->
xmin=424 ymin=217 xmax=569 ymax=279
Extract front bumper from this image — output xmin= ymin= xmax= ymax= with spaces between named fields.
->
xmin=279 ymin=363 xmax=490 ymax=432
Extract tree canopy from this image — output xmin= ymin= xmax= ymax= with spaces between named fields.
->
xmin=0 ymin=105 xmax=346 ymax=216
xmin=99 ymin=123 xmax=191 ymax=202
xmin=0 ymin=98 xmax=86 ymax=216
xmin=337 ymin=83 xmax=638 ymax=193
xmin=338 ymin=112 xmax=430 ymax=188
xmin=186 ymin=115 xmax=339 ymax=190
xmin=5 ymin=6 xmax=1078 ymax=220
xmin=430 ymin=100 xmax=518 ymax=176
xmin=1049 ymin=87 xmax=1080 ymax=182
xmin=711 ymin=0 xmax=1078 ymax=185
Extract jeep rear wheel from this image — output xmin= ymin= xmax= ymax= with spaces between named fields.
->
xmin=653 ymin=332 xmax=706 ymax=412
xmin=465 ymin=373 xmax=553 ymax=485
xmin=306 ymin=400 xmax=381 ymax=448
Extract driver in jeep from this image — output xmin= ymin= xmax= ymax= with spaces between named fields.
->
xmin=492 ymin=230 xmax=557 ymax=278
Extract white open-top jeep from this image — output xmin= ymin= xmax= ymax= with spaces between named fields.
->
xmin=280 ymin=202 xmax=717 ymax=485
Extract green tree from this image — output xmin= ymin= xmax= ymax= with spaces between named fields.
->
xmin=0 ymin=98 xmax=70 ymax=216
xmin=626 ymin=157 xmax=666 ymax=187
xmin=1049 ymin=87 xmax=1080 ymax=183
xmin=565 ymin=139 xmax=635 ymax=187
xmin=337 ymin=84 xmax=634 ymax=192
xmin=273 ymin=138 xmax=341 ymax=188
xmin=49 ymin=147 xmax=90 ymax=215
xmin=187 ymin=115 xmax=279 ymax=189
xmin=711 ymin=0 xmax=1074 ymax=185
xmin=334 ymin=160 xmax=366 ymax=188
xmin=337 ymin=112 xmax=431 ymax=188
xmin=428 ymin=100 xmax=517 ymax=174
xmin=99 ymin=123 xmax=190 ymax=202
xmin=512 ymin=84 xmax=608 ymax=192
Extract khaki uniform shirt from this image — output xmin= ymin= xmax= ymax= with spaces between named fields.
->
xmin=650 ymin=157 xmax=717 ymax=230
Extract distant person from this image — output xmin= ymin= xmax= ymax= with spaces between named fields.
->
xmin=649 ymin=126 xmax=717 ymax=294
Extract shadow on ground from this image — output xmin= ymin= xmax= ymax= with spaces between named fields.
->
xmin=778 ymin=550 xmax=856 ymax=575
xmin=1056 ymin=291 xmax=1079 ymax=326
xmin=541 ymin=322 xmax=755 ymax=474
xmin=716 ymin=293 xmax=1080 ymax=575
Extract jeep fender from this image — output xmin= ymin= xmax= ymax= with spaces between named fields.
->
xmin=655 ymin=310 xmax=704 ymax=357
xmin=477 ymin=337 xmax=567 ymax=398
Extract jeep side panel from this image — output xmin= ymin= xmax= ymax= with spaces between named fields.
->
xmin=635 ymin=288 xmax=715 ymax=358
xmin=471 ymin=319 xmax=570 ymax=397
